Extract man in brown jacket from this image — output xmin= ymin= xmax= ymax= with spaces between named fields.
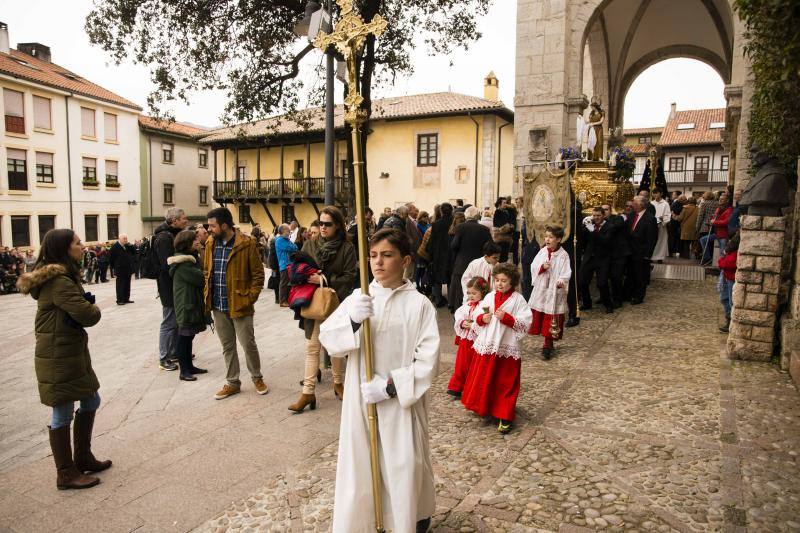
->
xmin=204 ymin=207 xmax=268 ymax=400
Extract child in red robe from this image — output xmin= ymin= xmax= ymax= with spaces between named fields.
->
xmin=528 ymin=225 xmax=571 ymax=360
xmin=461 ymin=262 xmax=532 ymax=434
xmin=447 ymin=276 xmax=490 ymax=398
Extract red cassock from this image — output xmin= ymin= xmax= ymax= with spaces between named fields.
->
xmin=448 ymin=301 xmax=480 ymax=393
xmin=461 ymin=289 xmax=529 ymax=422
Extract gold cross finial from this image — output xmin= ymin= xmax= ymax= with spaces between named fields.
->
xmin=314 ymin=0 xmax=387 ymax=125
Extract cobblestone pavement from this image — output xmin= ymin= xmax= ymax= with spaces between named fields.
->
xmin=197 ymin=279 xmax=800 ymax=533
xmin=0 ymin=277 xmax=798 ymax=532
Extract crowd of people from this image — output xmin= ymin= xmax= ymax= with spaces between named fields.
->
xmin=14 ymin=186 xmax=743 ymax=531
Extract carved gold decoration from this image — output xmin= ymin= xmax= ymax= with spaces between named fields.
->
xmin=571 ymin=161 xmax=632 ymax=215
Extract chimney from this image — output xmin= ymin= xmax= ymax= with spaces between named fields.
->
xmin=0 ymin=22 xmax=9 ymax=55
xmin=484 ymin=71 xmax=499 ymax=102
xmin=669 ymin=102 xmax=677 ymax=119
xmin=18 ymin=42 xmax=51 ymax=63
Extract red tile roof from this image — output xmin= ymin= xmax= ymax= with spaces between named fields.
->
xmin=139 ymin=115 xmax=208 ymax=138
xmin=659 ymin=108 xmax=725 ymax=147
xmin=197 ymin=92 xmax=513 ymax=144
xmin=626 ymin=143 xmax=651 ymax=155
xmin=0 ymin=49 xmax=141 ymax=110
xmin=623 ymin=127 xmax=663 ymax=135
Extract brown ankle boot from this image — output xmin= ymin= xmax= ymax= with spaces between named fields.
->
xmin=49 ymin=425 xmax=99 ymax=490
xmin=288 ymin=393 xmax=317 ymax=412
xmin=73 ymin=410 xmax=112 ymax=473
xmin=333 ymin=382 xmax=344 ymax=401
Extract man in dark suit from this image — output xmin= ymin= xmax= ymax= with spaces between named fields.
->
xmin=109 ymin=234 xmax=136 ymax=305
xmin=578 ymin=207 xmax=613 ymax=313
xmin=600 ymin=204 xmax=630 ymax=308
xmin=626 ymin=196 xmax=658 ymax=304
xmin=426 ymin=202 xmax=454 ymax=308
xmin=449 ymin=206 xmax=492 ymax=307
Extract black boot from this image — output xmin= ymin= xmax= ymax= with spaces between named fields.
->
xmin=177 ymin=350 xmax=196 ymax=381
xmin=416 ymin=517 xmax=431 ymax=533
xmin=73 ymin=410 xmax=112 ymax=473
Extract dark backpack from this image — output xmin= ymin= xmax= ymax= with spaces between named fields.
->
xmin=140 ymin=236 xmax=161 ymax=279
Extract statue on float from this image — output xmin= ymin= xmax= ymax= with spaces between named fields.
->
xmin=577 ymin=96 xmax=606 ymax=161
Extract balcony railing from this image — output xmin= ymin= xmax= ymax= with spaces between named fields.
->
xmin=213 ymin=177 xmax=351 ymax=202
xmin=633 ymin=169 xmax=729 ymax=186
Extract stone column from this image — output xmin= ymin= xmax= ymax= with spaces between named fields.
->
xmin=727 ymin=215 xmax=787 ymax=361
xmin=480 ymin=114 xmax=497 ymax=209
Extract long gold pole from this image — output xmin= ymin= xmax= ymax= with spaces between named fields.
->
xmin=350 ymin=121 xmax=384 ymax=533
xmin=313 ymin=3 xmax=387 ymax=530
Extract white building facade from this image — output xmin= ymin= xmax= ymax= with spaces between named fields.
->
xmin=0 ymin=30 xmax=142 ymax=249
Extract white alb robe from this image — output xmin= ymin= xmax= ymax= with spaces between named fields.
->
xmin=472 ymin=291 xmax=532 ymax=360
xmin=454 ymin=301 xmax=479 ymax=342
xmin=651 ymin=198 xmax=671 ymax=261
xmin=529 ymin=246 xmax=572 ymax=314
xmin=319 ymin=280 xmax=440 ymax=533
xmin=460 ymin=257 xmax=494 ymax=304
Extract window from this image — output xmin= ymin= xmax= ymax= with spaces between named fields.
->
xmin=638 ymin=136 xmax=652 ymax=145
xmin=162 ymin=142 xmax=174 ymax=163
xmin=694 ymin=156 xmax=710 ymax=179
xmin=668 ymin=157 xmax=684 ymax=172
xmin=720 ymin=155 xmax=729 ymax=171
xmin=33 ymin=96 xmax=51 ymax=130
xmin=340 ymin=159 xmax=350 ymax=179
xmin=676 ymin=123 xmax=695 ymax=130
xmin=238 ymin=204 xmax=251 ymax=224
xmin=417 ymin=133 xmax=438 ymax=167
xmin=107 ymin=215 xmax=119 ymax=240
xmin=198 ymin=149 xmax=208 ymax=168
xmin=281 ymin=204 xmax=295 ymax=224
xmin=38 ymin=215 xmax=55 ymax=243
xmin=163 ymin=183 xmax=174 ymax=205
xmin=199 ymin=186 xmax=208 ymax=205
xmin=11 ymin=216 xmax=30 ymax=247
xmin=82 ymin=157 xmax=97 ymax=183
xmin=237 ymin=161 xmax=247 ymax=180
xmin=103 ymin=113 xmax=117 ymax=142
xmin=3 ymin=89 xmax=25 ymax=134
xmin=105 ymin=160 xmax=118 ymax=186
xmin=293 ymin=159 xmax=304 ymax=177
xmin=709 ymin=122 xmax=725 ymax=129
xmin=7 ymin=148 xmax=28 ymax=190
xmin=35 ymin=152 xmax=54 ymax=183
xmin=84 ymin=215 xmax=98 ymax=242
xmin=80 ymin=107 xmax=96 ymax=138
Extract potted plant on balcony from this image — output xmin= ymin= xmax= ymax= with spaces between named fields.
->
xmin=82 ymin=178 xmax=100 ymax=187
xmin=105 ymin=178 xmax=120 ymax=188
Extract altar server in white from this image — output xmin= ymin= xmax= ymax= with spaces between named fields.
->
xmin=459 ymin=241 xmax=501 ymax=304
xmin=319 ymin=228 xmax=440 ymax=533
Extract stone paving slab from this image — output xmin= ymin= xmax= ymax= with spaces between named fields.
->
xmin=0 ymin=277 xmax=799 ymax=532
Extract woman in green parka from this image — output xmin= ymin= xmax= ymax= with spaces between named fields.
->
xmin=17 ymin=229 xmax=111 ymax=491
xmin=168 ymin=229 xmax=209 ymax=381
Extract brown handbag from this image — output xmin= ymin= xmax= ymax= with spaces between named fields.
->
xmin=301 ymin=275 xmax=340 ymax=320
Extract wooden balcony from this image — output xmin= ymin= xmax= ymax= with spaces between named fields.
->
xmin=212 ymin=177 xmax=351 ymax=204
xmin=633 ymin=169 xmax=729 ymax=188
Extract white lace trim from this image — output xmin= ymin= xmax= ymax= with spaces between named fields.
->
xmin=473 ymin=340 xmax=523 ymax=360
xmin=456 ymin=328 xmax=477 ymax=342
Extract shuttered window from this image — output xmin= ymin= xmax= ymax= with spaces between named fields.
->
xmin=104 ymin=112 xmax=117 ymax=141
xmin=33 ymin=96 xmax=51 ymax=130
xmin=4 ymin=89 xmax=25 ymax=133
xmin=81 ymin=107 xmax=96 ymax=138
xmin=35 ymin=152 xmax=54 ymax=183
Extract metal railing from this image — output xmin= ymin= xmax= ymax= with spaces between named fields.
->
xmin=633 ymin=169 xmax=729 ymax=185
xmin=213 ymin=177 xmax=350 ymax=201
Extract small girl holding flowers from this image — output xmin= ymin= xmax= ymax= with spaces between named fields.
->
xmin=447 ymin=276 xmax=490 ymax=398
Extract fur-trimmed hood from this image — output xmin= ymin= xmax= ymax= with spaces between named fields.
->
xmin=167 ymin=254 xmax=196 ymax=266
xmin=17 ymin=264 xmax=71 ymax=297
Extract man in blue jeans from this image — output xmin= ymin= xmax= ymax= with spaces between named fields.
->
xmin=153 ymin=207 xmax=188 ymax=370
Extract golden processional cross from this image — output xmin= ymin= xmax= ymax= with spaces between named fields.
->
xmin=313 ymin=2 xmax=387 ymax=532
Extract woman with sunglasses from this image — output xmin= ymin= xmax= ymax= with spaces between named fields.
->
xmin=288 ymin=206 xmax=358 ymax=412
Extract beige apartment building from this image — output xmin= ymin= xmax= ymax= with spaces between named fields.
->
xmin=0 ymin=24 xmax=143 ymax=248
xmin=198 ymin=73 xmax=514 ymax=231
xmin=138 ymin=116 xmax=214 ymax=234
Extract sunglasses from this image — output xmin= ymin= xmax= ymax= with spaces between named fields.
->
xmin=319 ymin=221 xmax=335 ymax=228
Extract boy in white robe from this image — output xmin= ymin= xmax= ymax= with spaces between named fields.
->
xmin=460 ymin=241 xmax=501 ymax=304
xmin=528 ymin=225 xmax=572 ymax=360
xmin=319 ymin=228 xmax=440 ymax=533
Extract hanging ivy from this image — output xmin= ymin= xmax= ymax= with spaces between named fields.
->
xmin=734 ymin=0 xmax=800 ymax=182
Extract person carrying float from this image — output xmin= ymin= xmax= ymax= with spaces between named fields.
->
xmin=319 ymin=228 xmax=439 ymax=533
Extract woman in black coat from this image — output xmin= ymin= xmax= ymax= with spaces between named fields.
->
xmin=448 ymin=207 xmax=491 ymax=308
xmin=492 ymin=198 xmax=515 ymax=262
xmin=426 ymin=202 xmax=454 ymax=307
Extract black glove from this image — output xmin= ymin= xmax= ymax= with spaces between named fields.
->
xmin=83 ymin=292 xmax=96 ymax=304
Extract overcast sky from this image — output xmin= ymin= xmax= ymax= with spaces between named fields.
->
xmin=2 ymin=0 xmax=725 ymax=130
